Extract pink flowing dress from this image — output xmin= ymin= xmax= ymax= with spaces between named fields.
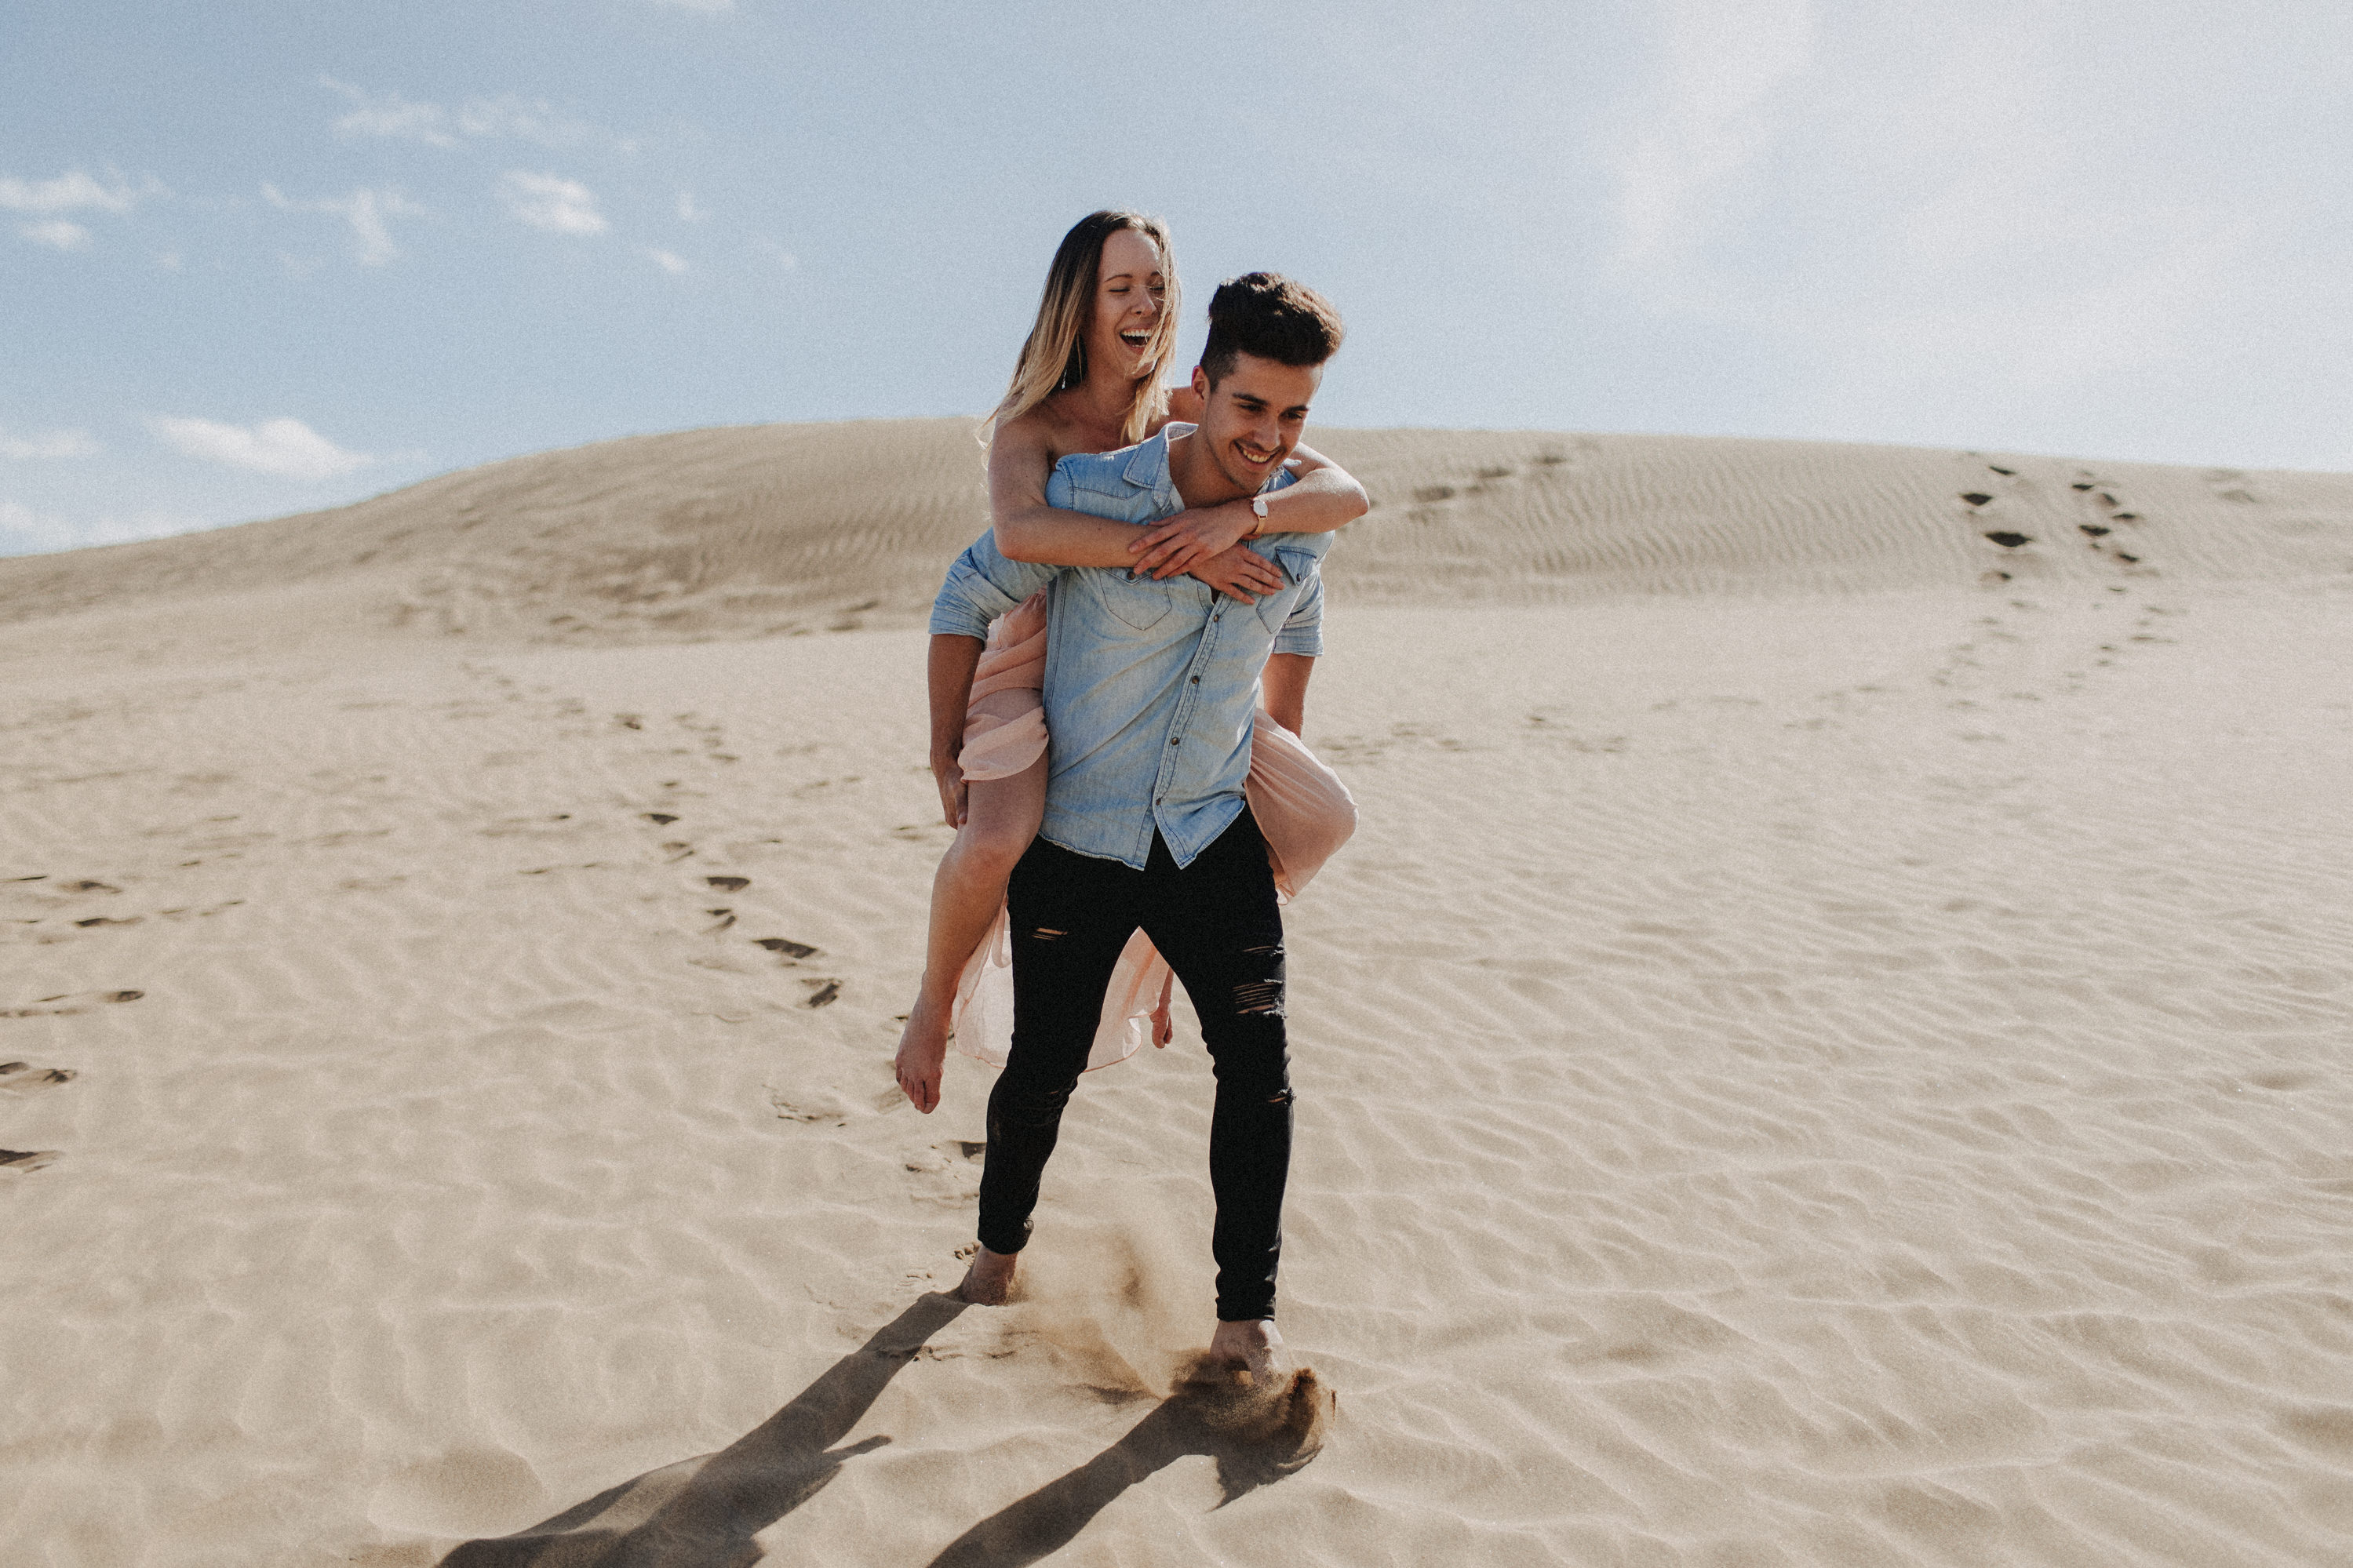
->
xmin=949 ymin=588 xmax=1357 ymax=1072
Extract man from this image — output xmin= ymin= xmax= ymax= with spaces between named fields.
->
xmin=924 ymin=273 xmax=1350 ymax=1375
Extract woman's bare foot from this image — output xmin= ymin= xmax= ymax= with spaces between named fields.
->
xmin=894 ymin=997 xmax=950 ymax=1113
xmin=1209 ymin=1318 xmax=1284 ymax=1381
xmin=955 ymin=1244 xmax=1018 ymax=1304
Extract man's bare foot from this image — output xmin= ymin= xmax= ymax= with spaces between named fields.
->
xmin=956 ymin=1244 xmax=1017 ymax=1305
xmin=1209 ymin=1318 xmax=1284 ymax=1382
xmin=894 ymin=997 xmax=950 ymax=1113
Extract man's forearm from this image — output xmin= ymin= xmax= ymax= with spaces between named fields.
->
xmin=1252 ymin=463 xmax=1368 ymax=536
xmin=929 ymin=635 xmax=985 ymax=761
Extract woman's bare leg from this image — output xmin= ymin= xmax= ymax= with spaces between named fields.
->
xmin=894 ymin=757 xmax=1047 ymax=1112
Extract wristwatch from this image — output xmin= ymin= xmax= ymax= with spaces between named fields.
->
xmin=1249 ymin=493 xmax=1270 ymax=537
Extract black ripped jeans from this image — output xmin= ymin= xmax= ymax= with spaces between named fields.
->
xmin=977 ymin=809 xmax=1292 ymax=1322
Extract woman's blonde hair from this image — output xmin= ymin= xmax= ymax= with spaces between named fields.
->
xmin=985 ymin=210 xmax=1178 ymax=448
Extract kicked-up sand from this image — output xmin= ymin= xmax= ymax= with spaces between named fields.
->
xmin=3 ymin=423 xmax=2352 ymax=1564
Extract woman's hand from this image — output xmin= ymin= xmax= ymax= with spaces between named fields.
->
xmin=1186 ymin=545 xmax=1287 ymax=604
xmin=932 ymin=751 xmax=968 ymax=829
xmin=1129 ymin=500 xmax=1255 ymax=580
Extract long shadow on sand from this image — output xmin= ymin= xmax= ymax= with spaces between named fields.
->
xmin=439 ymin=1291 xmax=966 ymax=1568
xmin=922 ymin=1361 xmax=1332 ymax=1568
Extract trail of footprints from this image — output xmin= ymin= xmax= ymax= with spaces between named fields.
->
xmin=1961 ymin=457 xmax=2169 ymax=581
xmin=0 ymin=1044 xmax=97 ymax=1176
xmin=3 ymin=871 xmax=243 ymax=947
xmin=452 ymin=680 xmax=884 ymax=1130
xmin=1930 ymin=457 xmax=2196 ymax=704
xmin=0 ymin=989 xmax=136 ymax=1174
xmin=2 ymin=874 xmax=148 ymax=1177
xmin=598 ymin=765 xmax=840 ymax=1006
xmin=1376 ymin=445 xmax=1583 ymax=528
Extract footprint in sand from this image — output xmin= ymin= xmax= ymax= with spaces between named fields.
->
xmin=705 ymin=875 xmax=749 ymax=893
xmin=803 ymin=979 xmax=841 ymax=1009
xmin=754 ymin=937 xmax=820 ymax=959
xmin=2207 ymin=467 xmax=2260 ymax=504
xmin=2 ymin=989 xmax=143 ymax=1020
xmin=770 ymin=1090 xmax=851 ymax=1126
xmin=0 ymin=1062 xmax=78 ymax=1095
xmin=0 ymin=1148 xmax=60 ymax=1173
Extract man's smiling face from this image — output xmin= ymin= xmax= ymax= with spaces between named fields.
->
xmin=1189 ymin=351 xmax=1322 ymax=497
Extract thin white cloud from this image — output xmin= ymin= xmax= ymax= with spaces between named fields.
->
xmin=647 ymin=248 xmax=690 ymax=275
xmin=457 ymin=96 xmax=596 ymax=147
xmin=322 ymin=78 xmax=611 ymax=151
xmin=20 ymin=220 xmax=91 ymax=251
xmin=0 ymin=499 xmax=215 ymax=556
xmin=676 ymin=191 xmax=705 ymax=222
xmin=0 ymin=168 xmax=150 ymax=214
xmin=263 ymin=184 xmax=427 ymax=267
xmin=0 ymin=427 xmax=100 ymax=460
xmin=150 ymin=416 xmax=375 ymax=481
xmin=755 ymin=238 xmax=798 ymax=272
xmin=1580 ymin=2 xmax=2348 ymax=464
xmin=1608 ymin=0 xmax=1815 ymax=285
xmin=499 ymin=171 xmax=607 ymax=235
xmin=320 ymin=77 xmax=457 ymax=147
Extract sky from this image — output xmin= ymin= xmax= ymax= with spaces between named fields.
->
xmin=4 ymin=0 xmax=2350 ymax=556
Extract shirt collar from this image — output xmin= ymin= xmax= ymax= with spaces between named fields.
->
xmin=1124 ymin=423 xmax=1190 ymax=508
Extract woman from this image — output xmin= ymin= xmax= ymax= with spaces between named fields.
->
xmin=894 ymin=210 xmax=1364 ymax=1114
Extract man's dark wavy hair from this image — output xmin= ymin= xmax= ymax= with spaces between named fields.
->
xmin=1199 ymin=272 xmax=1345 ymax=386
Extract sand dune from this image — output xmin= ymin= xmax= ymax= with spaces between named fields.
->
xmin=3 ymin=425 xmax=2352 ymax=1565
xmin=9 ymin=420 xmax=2348 ymax=647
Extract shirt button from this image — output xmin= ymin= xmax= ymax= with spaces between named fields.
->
xmin=1189 ymin=676 xmax=1200 ymax=684
xmin=1170 ymin=737 xmax=1181 ymax=747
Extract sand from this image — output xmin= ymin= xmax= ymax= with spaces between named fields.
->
xmin=3 ymin=424 xmax=2352 ymax=1565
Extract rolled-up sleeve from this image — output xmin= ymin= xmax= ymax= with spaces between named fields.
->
xmin=1273 ymin=567 xmax=1324 ymax=657
xmin=928 ymin=529 xmax=1056 ymax=641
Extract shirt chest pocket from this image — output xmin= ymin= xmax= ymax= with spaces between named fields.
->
xmin=1084 ymin=569 xmax=1177 ymax=632
xmin=1252 ymin=548 xmax=1318 ymax=634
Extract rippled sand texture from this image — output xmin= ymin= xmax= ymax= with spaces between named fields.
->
xmin=9 ymin=420 xmax=2350 ymax=646
xmin=3 ymin=428 xmax=2352 ymax=1565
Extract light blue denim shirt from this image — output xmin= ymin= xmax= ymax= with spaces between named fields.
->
xmin=929 ymin=424 xmax=1331 ymax=870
